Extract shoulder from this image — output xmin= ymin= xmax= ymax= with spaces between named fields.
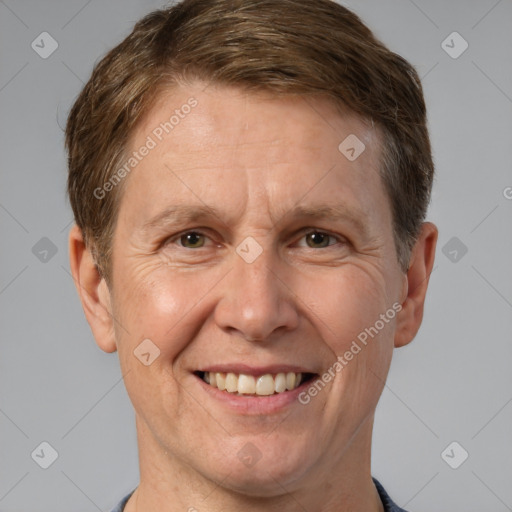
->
xmin=112 ymin=482 xmax=406 ymax=512
xmin=373 ymin=477 xmax=410 ymax=512
xmin=110 ymin=490 xmax=134 ymax=512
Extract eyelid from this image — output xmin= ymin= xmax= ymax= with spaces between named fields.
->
xmin=162 ymin=227 xmax=347 ymax=248
xmin=164 ymin=228 xmax=214 ymax=248
xmin=292 ymin=227 xmax=346 ymax=245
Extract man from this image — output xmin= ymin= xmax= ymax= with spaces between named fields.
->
xmin=66 ymin=0 xmax=437 ymax=510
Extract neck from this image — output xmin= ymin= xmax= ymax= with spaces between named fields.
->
xmin=125 ymin=414 xmax=384 ymax=512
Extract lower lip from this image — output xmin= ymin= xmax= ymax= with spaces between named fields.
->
xmin=194 ymin=374 xmax=313 ymax=415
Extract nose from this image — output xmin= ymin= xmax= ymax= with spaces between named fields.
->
xmin=213 ymin=245 xmax=300 ymax=342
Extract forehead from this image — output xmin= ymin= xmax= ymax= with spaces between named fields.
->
xmin=118 ymin=82 xmax=390 ymax=232
xmin=135 ymin=84 xmax=378 ymax=159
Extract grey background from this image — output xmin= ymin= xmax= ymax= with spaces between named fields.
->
xmin=0 ymin=0 xmax=511 ymax=510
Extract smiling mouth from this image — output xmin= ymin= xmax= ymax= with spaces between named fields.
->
xmin=195 ymin=371 xmax=317 ymax=396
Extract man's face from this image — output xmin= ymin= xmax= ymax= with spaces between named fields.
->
xmin=108 ymin=83 xmax=406 ymax=493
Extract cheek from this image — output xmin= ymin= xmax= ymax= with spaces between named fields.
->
xmin=110 ymin=270 xmax=206 ymax=427
xmin=298 ymin=265 xmax=393 ymax=350
xmin=296 ymin=264 xmax=397 ymax=407
xmin=112 ymin=264 xmax=222 ymax=367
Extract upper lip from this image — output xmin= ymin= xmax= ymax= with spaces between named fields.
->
xmin=195 ymin=364 xmax=316 ymax=376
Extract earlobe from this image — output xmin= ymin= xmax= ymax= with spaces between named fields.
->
xmin=68 ymin=224 xmax=117 ymax=353
xmin=394 ymin=222 xmax=438 ymax=348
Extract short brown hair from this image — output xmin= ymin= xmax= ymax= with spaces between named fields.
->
xmin=66 ymin=0 xmax=433 ymax=284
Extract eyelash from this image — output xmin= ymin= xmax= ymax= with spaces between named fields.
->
xmin=164 ymin=228 xmax=346 ymax=249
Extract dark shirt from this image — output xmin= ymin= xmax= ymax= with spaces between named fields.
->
xmin=110 ymin=477 xmax=408 ymax=511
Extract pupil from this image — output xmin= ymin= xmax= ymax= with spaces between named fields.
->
xmin=183 ymin=232 xmax=203 ymax=247
xmin=308 ymin=232 xmax=328 ymax=248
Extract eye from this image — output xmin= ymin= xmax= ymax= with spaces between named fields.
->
xmin=299 ymin=230 xmax=340 ymax=248
xmin=178 ymin=231 xmax=206 ymax=248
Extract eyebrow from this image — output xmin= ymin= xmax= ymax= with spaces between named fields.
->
xmin=140 ymin=203 xmax=370 ymax=238
xmin=276 ymin=204 xmax=370 ymax=237
xmin=140 ymin=205 xmax=225 ymax=234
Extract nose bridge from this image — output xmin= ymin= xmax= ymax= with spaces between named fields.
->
xmin=214 ymin=239 xmax=298 ymax=341
xmin=235 ymin=239 xmax=277 ymax=303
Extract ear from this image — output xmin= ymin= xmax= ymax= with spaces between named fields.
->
xmin=394 ymin=222 xmax=438 ymax=348
xmin=68 ymin=224 xmax=117 ymax=353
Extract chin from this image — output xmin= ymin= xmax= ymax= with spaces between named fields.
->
xmin=202 ymin=439 xmax=313 ymax=497
xmin=223 ymin=468 xmax=303 ymax=498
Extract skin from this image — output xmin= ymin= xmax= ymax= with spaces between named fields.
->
xmin=69 ymin=82 xmax=437 ymax=512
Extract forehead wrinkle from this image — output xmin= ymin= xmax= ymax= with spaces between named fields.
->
xmin=161 ymin=138 xmax=310 ymax=166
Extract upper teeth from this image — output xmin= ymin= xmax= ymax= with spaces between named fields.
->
xmin=203 ymin=372 xmax=302 ymax=395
